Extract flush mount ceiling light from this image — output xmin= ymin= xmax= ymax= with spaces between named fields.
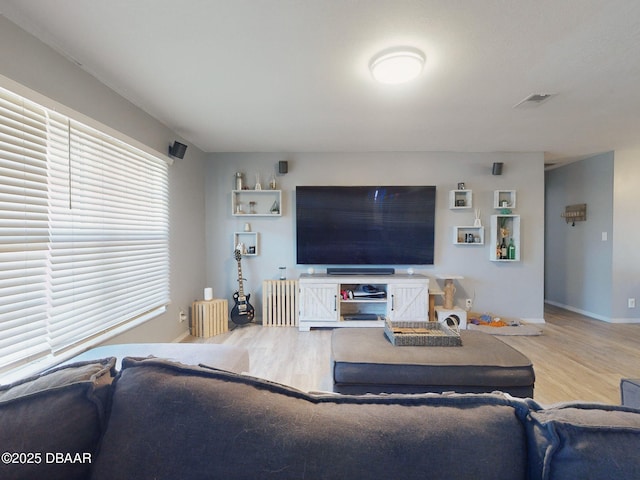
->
xmin=369 ymin=46 xmax=426 ymax=84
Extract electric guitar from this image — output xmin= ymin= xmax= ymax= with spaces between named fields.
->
xmin=230 ymin=249 xmax=255 ymax=325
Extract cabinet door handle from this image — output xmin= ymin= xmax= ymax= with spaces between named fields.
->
xmin=391 ymin=294 xmax=395 ymax=311
xmin=334 ymin=295 xmax=337 ymax=311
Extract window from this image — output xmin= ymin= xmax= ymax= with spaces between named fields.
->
xmin=0 ymin=86 xmax=169 ymax=379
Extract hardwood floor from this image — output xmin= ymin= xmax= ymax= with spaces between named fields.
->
xmin=184 ymin=304 xmax=640 ymax=405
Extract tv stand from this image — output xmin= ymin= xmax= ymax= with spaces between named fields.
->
xmin=298 ymin=273 xmax=429 ymax=331
xmin=327 ymin=267 xmax=395 ymax=275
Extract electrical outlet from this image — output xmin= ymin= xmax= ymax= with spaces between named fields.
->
xmin=178 ymin=309 xmax=187 ymax=322
xmin=465 ymin=298 xmax=473 ymax=309
xmin=629 ymin=298 xmax=636 ymax=309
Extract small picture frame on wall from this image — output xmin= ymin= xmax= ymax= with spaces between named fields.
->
xmin=457 ymin=182 xmax=465 ymax=190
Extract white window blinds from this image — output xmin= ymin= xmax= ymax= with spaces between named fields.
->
xmin=0 ymin=91 xmax=50 ymax=371
xmin=0 ymin=86 xmax=169 ymax=376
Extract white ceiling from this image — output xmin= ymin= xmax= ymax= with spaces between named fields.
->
xmin=2 ymin=0 xmax=640 ymax=162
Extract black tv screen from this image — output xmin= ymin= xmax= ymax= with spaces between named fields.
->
xmin=296 ymin=186 xmax=436 ymax=265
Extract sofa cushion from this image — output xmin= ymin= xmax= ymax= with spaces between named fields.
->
xmin=91 ymin=357 xmax=530 ymax=480
xmin=0 ymin=358 xmax=116 ymax=480
xmin=526 ymin=402 xmax=640 ymax=480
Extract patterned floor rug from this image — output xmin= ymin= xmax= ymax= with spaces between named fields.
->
xmin=467 ymin=323 xmax=543 ymax=336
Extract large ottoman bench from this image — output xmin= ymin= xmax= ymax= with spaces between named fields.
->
xmin=331 ymin=328 xmax=535 ymax=397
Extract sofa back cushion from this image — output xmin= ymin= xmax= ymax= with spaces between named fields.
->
xmin=0 ymin=358 xmax=116 ymax=480
xmin=91 ymin=357 xmax=529 ymax=480
xmin=526 ymin=403 xmax=640 ymax=480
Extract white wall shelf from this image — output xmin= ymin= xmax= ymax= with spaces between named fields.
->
xmin=490 ymin=214 xmax=520 ymax=261
xmin=494 ymin=190 xmax=517 ymax=209
xmin=449 ymin=190 xmax=472 ymax=209
xmin=232 ymin=190 xmax=282 ymax=216
xmin=453 ymin=226 xmax=484 ymax=245
xmin=234 ymin=232 xmax=259 ymax=256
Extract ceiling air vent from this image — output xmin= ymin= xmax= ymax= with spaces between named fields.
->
xmin=513 ymin=93 xmax=555 ymax=108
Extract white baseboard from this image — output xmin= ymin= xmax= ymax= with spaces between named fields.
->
xmin=608 ymin=317 xmax=640 ymax=324
xmin=544 ymin=300 xmax=640 ymax=324
xmin=172 ymin=329 xmax=191 ymax=343
xmin=521 ymin=317 xmax=546 ymax=324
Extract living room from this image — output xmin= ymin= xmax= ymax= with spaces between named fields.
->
xmin=1 ymin=2 xmax=639 ymax=386
xmin=4 ymin=4 xmax=640 ymax=478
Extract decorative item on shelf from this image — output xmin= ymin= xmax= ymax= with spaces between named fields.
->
xmin=235 ymin=242 xmax=245 ymax=254
xmin=561 ymin=203 xmax=587 ymax=226
xmin=270 ymin=200 xmax=280 ymax=214
xmin=474 ymin=209 xmax=482 ymax=227
xmin=254 ymin=174 xmax=262 ymax=190
xmin=249 ymin=201 xmax=256 ymax=214
xmin=494 ymin=190 xmax=517 ymax=210
xmin=499 ymin=228 xmax=509 ymax=242
xmin=235 ymin=202 xmax=244 ymax=214
xmin=269 ymin=174 xmax=277 ymax=190
xmin=490 ymin=214 xmax=519 ymax=262
xmin=508 ymin=238 xmax=516 ymax=260
xmin=450 ymin=189 xmax=472 ymax=209
xmin=244 ymin=222 xmax=251 ymax=232
xmin=204 ymin=287 xmax=213 ymax=301
xmin=235 ymin=172 xmax=244 ymax=191
xmin=457 ymin=182 xmax=466 ymax=190
xmin=498 ymin=218 xmax=509 ymax=259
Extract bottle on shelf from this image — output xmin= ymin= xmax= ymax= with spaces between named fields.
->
xmin=508 ymin=237 xmax=516 ymax=260
xmin=235 ymin=172 xmax=244 ymax=190
xmin=500 ymin=237 xmax=507 ymax=259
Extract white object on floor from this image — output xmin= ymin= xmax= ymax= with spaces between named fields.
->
xmin=435 ymin=306 xmax=467 ymax=330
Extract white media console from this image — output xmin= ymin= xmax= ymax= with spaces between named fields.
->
xmin=298 ymin=273 xmax=429 ymax=332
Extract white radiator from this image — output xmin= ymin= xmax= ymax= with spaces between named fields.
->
xmin=262 ymin=280 xmax=299 ymax=326
xmin=191 ymin=299 xmax=229 ymax=337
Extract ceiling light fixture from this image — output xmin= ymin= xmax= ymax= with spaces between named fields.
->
xmin=369 ymin=47 xmax=426 ymax=84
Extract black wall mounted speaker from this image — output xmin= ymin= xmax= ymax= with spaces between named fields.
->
xmin=169 ymin=141 xmax=187 ymax=159
xmin=492 ymin=162 xmax=503 ymax=175
xmin=278 ymin=160 xmax=288 ymax=174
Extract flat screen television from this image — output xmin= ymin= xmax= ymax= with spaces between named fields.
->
xmin=296 ymin=186 xmax=436 ymax=265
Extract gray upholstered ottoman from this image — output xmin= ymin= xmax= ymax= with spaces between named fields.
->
xmin=63 ymin=343 xmax=250 ymax=373
xmin=331 ymin=328 xmax=535 ymax=397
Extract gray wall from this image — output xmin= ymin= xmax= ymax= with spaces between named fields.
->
xmin=545 ymin=151 xmax=640 ymax=322
xmin=0 ymin=15 xmax=207 ymax=343
xmin=544 ymin=153 xmax=614 ymax=320
xmin=206 ymin=152 xmax=546 ymax=322
xmin=612 ymin=148 xmax=640 ymax=321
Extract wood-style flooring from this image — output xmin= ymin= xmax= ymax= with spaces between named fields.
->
xmin=184 ymin=304 xmax=640 ymax=405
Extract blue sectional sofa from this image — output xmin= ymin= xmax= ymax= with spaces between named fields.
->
xmin=1 ymin=354 xmax=640 ymax=480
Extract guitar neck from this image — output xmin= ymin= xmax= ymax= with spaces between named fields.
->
xmin=236 ymin=260 xmax=245 ymax=298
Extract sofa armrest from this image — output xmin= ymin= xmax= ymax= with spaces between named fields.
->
xmin=621 ymin=378 xmax=640 ymax=408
